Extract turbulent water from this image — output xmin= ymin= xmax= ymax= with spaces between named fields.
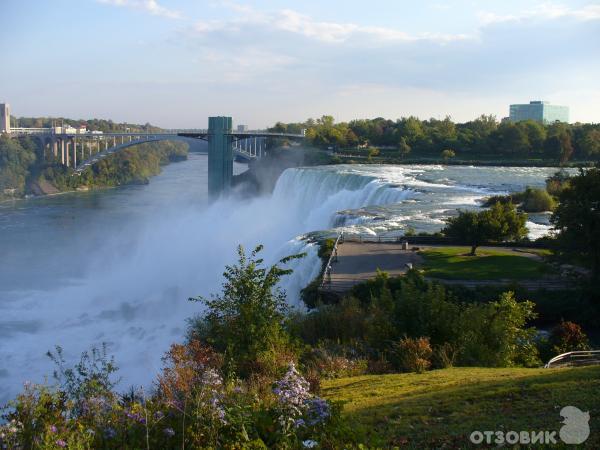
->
xmin=0 ymin=156 xmax=567 ymax=402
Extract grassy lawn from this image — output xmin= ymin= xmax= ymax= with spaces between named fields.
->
xmin=419 ymin=246 xmax=553 ymax=280
xmin=322 ymin=366 xmax=600 ymax=448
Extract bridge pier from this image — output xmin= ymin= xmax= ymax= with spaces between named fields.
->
xmin=72 ymin=139 xmax=77 ymax=169
xmin=208 ymin=116 xmax=233 ymax=199
xmin=60 ymin=139 xmax=65 ymax=165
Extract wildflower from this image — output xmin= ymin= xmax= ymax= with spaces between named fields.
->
xmin=154 ymin=411 xmax=165 ymax=420
xmin=306 ymin=397 xmax=330 ymax=425
xmin=273 ymin=363 xmax=312 ymax=431
xmin=50 ymin=425 xmax=58 ymax=433
xmin=163 ymin=427 xmax=175 ymax=437
xmin=104 ymin=427 xmax=117 ymax=439
xmin=294 ymin=418 xmax=306 ymax=428
xmin=201 ymin=368 xmax=223 ymax=388
xmin=303 ymin=440 xmax=318 ymax=448
xmin=125 ymin=410 xmax=146 ymax=424
xmin=56 ymin=439 xmax=67 ymax=448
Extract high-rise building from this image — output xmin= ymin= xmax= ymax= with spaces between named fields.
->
xmin=0 ymin=103 xmax=10 ymax=133
xmin=509 ymin=101 xmax=569 ymax=124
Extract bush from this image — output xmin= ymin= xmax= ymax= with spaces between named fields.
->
xmin=188 ymin=245 xmax=304 ymax=380
xmin=432 ymin=342 xmax=459 ymax=369
xmin=521 ymin=186 xmax=557 ymax=212
xmin=549 ymin=320 xmax=590 ymax=355
xmin=391 ymin=337 xmax=433 ymax=373
xmin=302 ymin=346 xmax=369 ymax=379
xmin=546 ymin=170 xmax=571 ymax=196
xmin=1 ymin=345 xmax=345 ymax=450
xmin=459 ymin=292 xmax=541 ymax=367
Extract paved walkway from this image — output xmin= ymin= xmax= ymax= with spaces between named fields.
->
xmin=321 ymin=242 xmax=570 ymax=293
xmin=323 ymin=242 xmax=422 ymax=292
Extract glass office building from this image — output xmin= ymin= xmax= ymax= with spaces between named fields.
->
xmin=509 ymin=101 xmax=569 ymax=124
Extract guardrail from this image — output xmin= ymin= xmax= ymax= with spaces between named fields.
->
xmin=320 ymin=232 xmax=344 ymax=288
xmin=335 ymin=234 xmax=550 ymax=248
xmin=544 ymin=350 xmax=600 ymax=368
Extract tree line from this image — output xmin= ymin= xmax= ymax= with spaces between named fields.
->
xmin=0 ymin=134 xmax=187 ymax=201
xmin=270 ymin=115 xmax=600 ymax=162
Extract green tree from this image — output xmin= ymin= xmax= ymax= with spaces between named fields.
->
xmin=551 ymin=167 xmax=600 ymax=279
xmin=398 ymin=137 xmax=411 ymax=157
xmin=460 ymin=292 xmax=540 ymax=367
xmin=444 ymin=202 xmax=528 ymax=255
xmin=580 ymin=129 xmax=600 ymax=157
xmin=189 ymin=245 xmax=305 ymax=379
xmin=441 ymin=149 xmax=456 ymax=161
xmin=521 ymin=187 xmax=556 ymax=212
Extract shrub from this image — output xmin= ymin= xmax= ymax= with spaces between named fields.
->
xmin=521 ymin=186 xmax=557 ymax=212
xmin=546 ymin=170 xmax=571 ymax=196
xmin=549 ymin=320 xmax=590 ymax=355
xmin=459 ymin=292 xmax=541 ymax=367
xmin=390 ymin=337 xmax=433 ymax=373
xmin=303 ymin=346 xmax=369 ymax=380
xmin=157 ymin=340 xmax=222 ymax=404
xmin=432 ymin=342 xmax=459 ymax=369
xmin=188 ymin=245 xmax=304 ymax=380
xmin=441 ymin=149 xmax=456 ymax=160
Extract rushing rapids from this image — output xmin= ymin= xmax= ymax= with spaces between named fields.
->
xmin=0 ymin=157 xmax=570 ymax=401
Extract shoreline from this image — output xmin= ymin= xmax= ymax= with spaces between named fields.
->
xmin=332 ymin=155 xmax=595 ymax=168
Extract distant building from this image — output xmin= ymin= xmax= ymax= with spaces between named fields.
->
xmin=1 ymin=103 xmax=10 ymax=133
xmin=509 ymin=101 xmax=569 ymax=124
xmin=237 ymin=124 xmax=248 ymax=132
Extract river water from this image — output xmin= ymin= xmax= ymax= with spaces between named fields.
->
xmin=0 ymin=155 xmax=568 ymax=402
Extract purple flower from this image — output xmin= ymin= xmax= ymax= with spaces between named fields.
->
xmin=50 ymin=425 xmax=58 ymax=433
xmin=56 ymin=439 xmax=67 ymax=448
xmin=306 ymin=397 xmax=331 ymax=425
xmin=104 ymin=427 xmax=116 ymax=439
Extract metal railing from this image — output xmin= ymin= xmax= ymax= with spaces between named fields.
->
xmin=320 ymin=232 xmax=344 ymax=288
xmin=544 ymin=350 xmax=600 ymax=368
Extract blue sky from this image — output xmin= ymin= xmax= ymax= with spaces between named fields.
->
xmin=1 ymin=0 xmax=599 ymax=128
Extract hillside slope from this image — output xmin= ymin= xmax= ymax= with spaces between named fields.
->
xmin=322 ymin=366 xmax=600 ymax=448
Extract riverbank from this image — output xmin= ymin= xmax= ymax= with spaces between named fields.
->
xmin=0 ymin=136 xmax=189 ymax=202
xmin=331 ymin=152 xmax=596 ymax=168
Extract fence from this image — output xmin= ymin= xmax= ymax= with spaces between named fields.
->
xmin=338 ymin=233 xmax=550 ymax=248
xmin=544 ymin=350 xmax=600 ymax=368
xmin=319 ymin=232 xmax=343 ymax=288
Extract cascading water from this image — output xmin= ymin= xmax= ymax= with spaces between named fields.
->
xmin=0 ymin=162 xmax=415 ymax=403
xmin=0 ymin=160 xmax=571 ymax=403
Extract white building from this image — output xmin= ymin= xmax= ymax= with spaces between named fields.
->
xmin=1 ymin=103 xmax=10 ymax=133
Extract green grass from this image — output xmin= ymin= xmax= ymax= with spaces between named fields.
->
xmin=419 ymin=246 xmax=552 ymax=280
xmin=322 ymin=366 xmax=600 ymax=448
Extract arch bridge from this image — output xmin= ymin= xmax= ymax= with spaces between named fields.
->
xmin=12 ymin=116 xmax=305 ymax=198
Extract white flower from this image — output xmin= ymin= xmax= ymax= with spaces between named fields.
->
xmin=303 ymin=439 xmax=318 ymax=448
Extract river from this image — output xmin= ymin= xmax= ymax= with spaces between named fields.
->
xmin=0 ymin=155 xmax=568 ymax=402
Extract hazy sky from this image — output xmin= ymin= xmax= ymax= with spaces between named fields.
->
xmin=1 ymin=0 xmax=599 ymax=128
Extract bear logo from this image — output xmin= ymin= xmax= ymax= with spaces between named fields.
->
xmin=559 ymin=406 xmax=590 ymax=444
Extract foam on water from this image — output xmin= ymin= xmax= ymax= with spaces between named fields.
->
xmin=0 ymin=162 xmax=570 ymax=402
